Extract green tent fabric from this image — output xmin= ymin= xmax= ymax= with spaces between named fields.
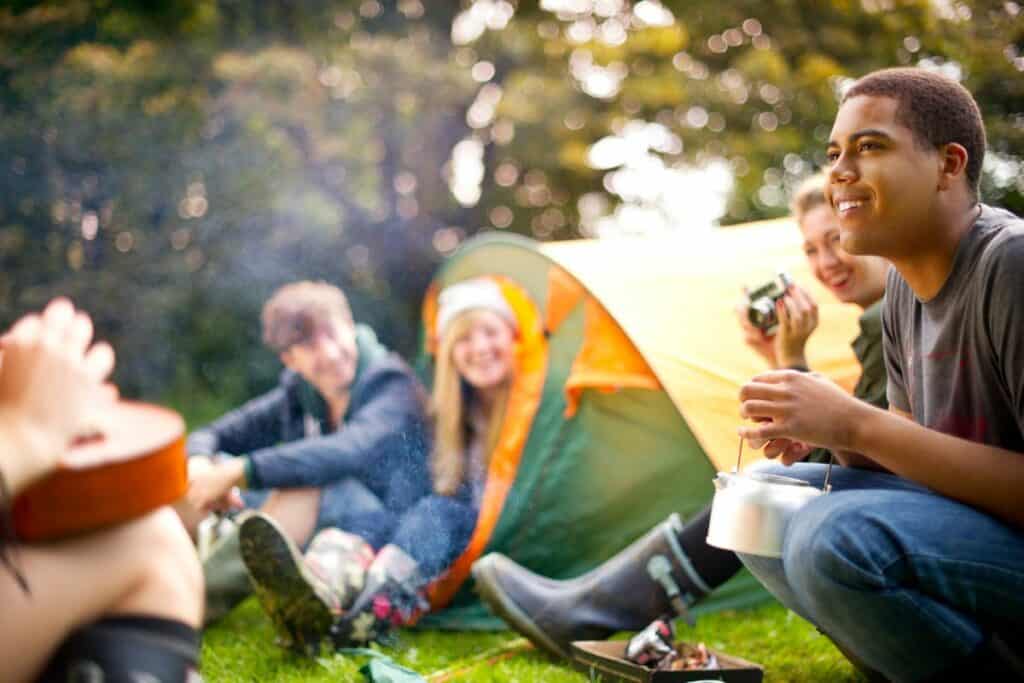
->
xmin=415 ymin=225 xmax=863 ymax=630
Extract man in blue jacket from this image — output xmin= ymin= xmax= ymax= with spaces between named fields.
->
xmin=183 ymin=281 xmax=430 ymax=624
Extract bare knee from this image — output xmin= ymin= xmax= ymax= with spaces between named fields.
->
xmin=261 ymin=487 xmax=321 ymax=545
xmin=112 ymin=507 xmax=204 ymax=626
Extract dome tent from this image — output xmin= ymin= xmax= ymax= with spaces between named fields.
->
xmin=417 ymin=219 xmax=862 ymax=629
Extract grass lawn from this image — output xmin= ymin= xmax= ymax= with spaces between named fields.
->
xmin=202 ymin=599 xmax=865 ymax=682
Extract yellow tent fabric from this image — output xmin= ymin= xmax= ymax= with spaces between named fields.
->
xmin=541 ymin=217 xmax=863 ymax=472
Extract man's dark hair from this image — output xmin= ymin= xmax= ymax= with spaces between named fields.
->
xmin=843 ymin=67 xmax=986 ymax=196
xmin=261 ymin=281 xmax=353 ymax=353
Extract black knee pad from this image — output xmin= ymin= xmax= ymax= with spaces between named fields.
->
xmin=37 ymin=616 xmax=201 ymax=683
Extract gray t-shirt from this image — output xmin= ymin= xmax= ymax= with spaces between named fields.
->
xmin=883 ymin=205 xmax=1024 ymax=452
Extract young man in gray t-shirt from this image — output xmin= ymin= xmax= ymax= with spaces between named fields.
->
xmin=737 ymin=68 xmax=1024 ymax=681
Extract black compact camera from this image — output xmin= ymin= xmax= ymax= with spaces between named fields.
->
xmin=746 ymin=272 xmax=793 ymax=334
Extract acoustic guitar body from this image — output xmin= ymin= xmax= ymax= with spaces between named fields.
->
xmin=12 ymin=402 xmax=188 ymax=542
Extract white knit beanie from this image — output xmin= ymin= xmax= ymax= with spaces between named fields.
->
xmin=436 ymin=278 xmax=517 ymax=338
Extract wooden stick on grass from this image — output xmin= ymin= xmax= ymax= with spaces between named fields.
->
xmin=426 ymin=638 xmax=533 ymax=682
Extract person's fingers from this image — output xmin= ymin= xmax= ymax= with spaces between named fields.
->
xmin=736 ymin=302 xmax=760 ymax=335
xmin=747 ymin=369 xmax=795 ymax=384
xmin=100 ymin=382 xmax=119 ymax=401
xmin=40 ymin=298 xmax=76 ymax=345
xmin=787 ymin=287 xmax=804 ymax=311
xmin=226 ymin=488 xmax=245 ymax=510
xmin=96 ymin=382 xmax=119 ymax=407
xmin=764 ymin=438 xmax=793 ymax=459
xmin=793 ymin=287 xmax=817 ymax=330
xmin=3 ymin=313 xmax=42 ymax=346
xmin=65 ymin=312 xmax=94 ymax=357
xmin=739 ymin=399 xmax=787 ymax=420
xmin=741 ymin=435 xmax=770 ymax=450
xmin=186 ymin=488 xmax=203 ymax=511
xmin=188 ymin=481 xmax=214 ymax=513
xmin=780 ymin=442 xmax=812 ymax=465
xmin=807 ymin=294 xmax=820 ymax=326
xmin=739 ymin=380 xmax=792 ymax=402
xmin=800 ymin=284 xmax=819 ymax=308
xmin=83 ymin=341 xmax=115 ymax=382
xmin=738 ymin=421 xmax=787 ymax=442
xmin=790 ymin=291 xmax=813 ymax=325
xmin=776 ymin=296 xmax=791 ymax=333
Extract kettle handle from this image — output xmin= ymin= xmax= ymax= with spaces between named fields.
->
xmin=823 ymin=453 xmax=834 ymax=493
xmin=737 ymin=433 xmax=834 ymax=494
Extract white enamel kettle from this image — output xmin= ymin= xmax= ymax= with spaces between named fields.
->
xmin=706 ymin=441 xmax=833 ymax=558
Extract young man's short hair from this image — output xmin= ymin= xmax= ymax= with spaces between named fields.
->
xmin=843 ymin=67 xmax=986 ymax=195
xmin=261 ymin=281 xmax=353 ymax=353
xmin=791 ymin=173 xmax=828 ymax=221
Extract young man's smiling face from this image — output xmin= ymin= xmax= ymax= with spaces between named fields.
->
xmin=825 ymin=94 xmax=945 ymax=260
xmin=280 ymin=318 xmax=358 ymax=400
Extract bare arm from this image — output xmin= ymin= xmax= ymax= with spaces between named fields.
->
xmin=851 ymin=403 xmax=1024 ymax=528
xmin=740 ymin=371 xmax=1024 ymax=529
xmin=827 ymin=406 xmax=910 ymax=470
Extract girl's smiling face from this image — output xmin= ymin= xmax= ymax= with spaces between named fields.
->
xmin=800 ymin=203 xmax=888 ymax=309
xmin=450 ymin=310 xmax=516 ymax=392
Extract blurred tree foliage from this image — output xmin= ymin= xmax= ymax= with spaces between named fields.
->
xmin=0 ymin=0 xmax=1021 ymax=416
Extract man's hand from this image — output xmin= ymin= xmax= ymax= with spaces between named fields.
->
xmin=738 ymin=370 xmax=868 ymax=464
xmin=186 ymin=458 xmax=245 ymax=513
xmin=0 ymin=298 xmax=116 ymax=492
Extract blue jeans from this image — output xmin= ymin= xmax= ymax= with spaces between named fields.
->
xmin=242 ymin=477 xmax=397 ymax=550
xmin=736 ymin=463 xmax=1024 ymax=682
xmin=390 ymin=495 xmax=477 ymax=579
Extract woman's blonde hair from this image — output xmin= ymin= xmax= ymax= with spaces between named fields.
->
xmin=791 ymin=173 xmax=829 ymax=222
xmin=430 ymin=310 xmax=513 ymax=496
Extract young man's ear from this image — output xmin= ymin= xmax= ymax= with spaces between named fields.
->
xmin=279 ymin=349 xmax=296 ymax=371
xmin=937 ymin=142 xmax=969 ymax=191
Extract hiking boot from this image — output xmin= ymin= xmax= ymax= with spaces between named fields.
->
xmin=305 ymin=526 xmax=376 ymax=611
xmin=471 ymin=514 xmax=708 ymax=660
xmin=331 ymin=544 xmax=429 ymax=646
xmin=239 ymin=514 xmax=372 ymax=655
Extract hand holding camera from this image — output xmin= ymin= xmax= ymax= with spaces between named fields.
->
xmin=738 ymin=273 xmax=818 ymax=370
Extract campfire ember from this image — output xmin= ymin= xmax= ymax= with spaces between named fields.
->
xmin=625 ymin=618 xmax=719 ymax=671
xmin=658 ymin=641 xmax=719 ymax=672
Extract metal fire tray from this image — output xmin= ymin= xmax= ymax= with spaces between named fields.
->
xmin=571 ymin=640 xmax=764 ymax=683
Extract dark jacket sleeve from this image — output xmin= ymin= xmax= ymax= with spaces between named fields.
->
xmin=247 ymin=361 xmax=427 ymax=490
xmin=185 ymin=385 xmax=289 ymax=457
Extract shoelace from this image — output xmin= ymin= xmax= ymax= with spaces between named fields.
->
xmin=0 ymin=472 xmax=30 ymax=594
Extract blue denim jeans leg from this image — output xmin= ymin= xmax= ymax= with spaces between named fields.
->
xmin=736 ymin=463 xmax=1024 ymax=683
xmin=316 ymin=477 xmax=396 ymax=550
xmin=390 ymin=495 xmax=477 ymax=579
xmin=241 ymin=478 xmax=396 ymax=549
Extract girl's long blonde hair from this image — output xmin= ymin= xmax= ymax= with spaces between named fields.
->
xmin=430 ymin=310 xmax=513 ymax=496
